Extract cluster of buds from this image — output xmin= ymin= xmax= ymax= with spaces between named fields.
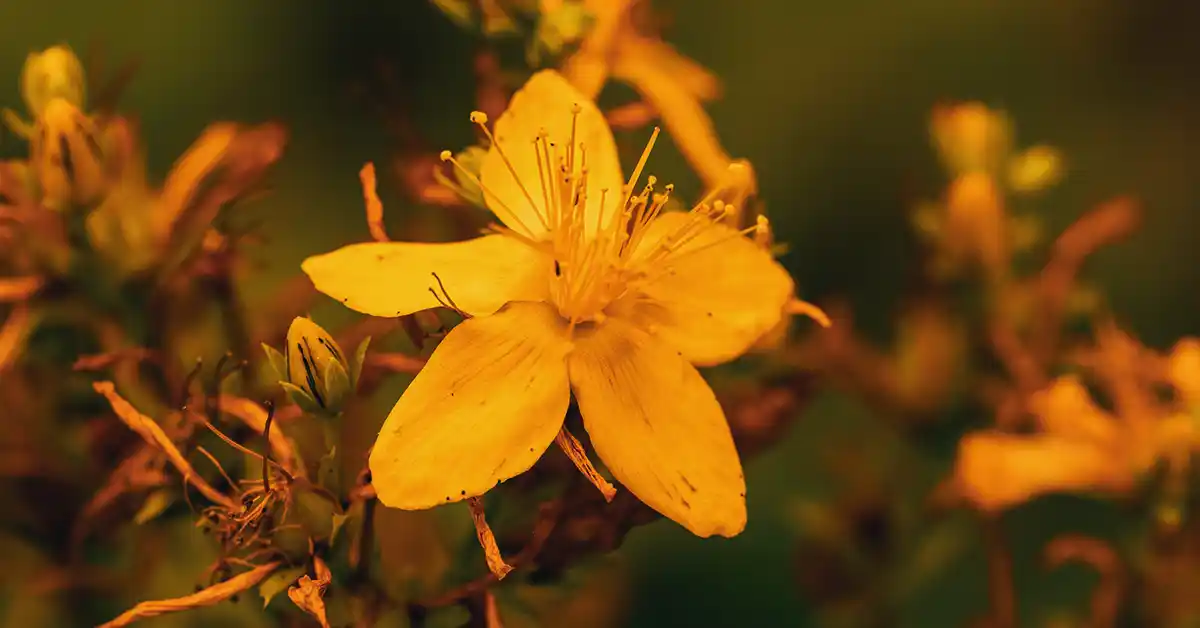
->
xmin=914 ymin=102 xmax=1065 ymax=282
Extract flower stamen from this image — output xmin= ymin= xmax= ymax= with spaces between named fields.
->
xmin=471 ymin=111 xmax=551 ymax=232
xmin=428 ymin=272 xmax=468 ymax=318
xmin=440 ymin=149 xmax=539 ymax=237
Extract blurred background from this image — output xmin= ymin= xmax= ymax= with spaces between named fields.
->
xmin=1 ymin=0 xmax=1198 ymax=626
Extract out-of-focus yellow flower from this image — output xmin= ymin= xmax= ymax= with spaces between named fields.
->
xmin=955 ymin=333 xmax=1200 ymax=513
xmin=559 ymin=0 xmax=732 ymax=189
xmin=85 ymin=119 xmax=285 ymax=275
xmin=21 ymin=45 xmax=86 ymax=117
xmin=303 ymin=71 xmax=828 ymax=537
xmin=930 ymin=102 xmax=1012 ymax=176
xmin=1168 ymin=338 xmax=1200 ymax=408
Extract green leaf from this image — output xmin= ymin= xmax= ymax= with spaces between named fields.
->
xmin=424 ymin=605 xmax=471 ymax=628
xmin=259 ymin=567 xmax=305 ymax=608
xmin=372 ymin=608 xmax=413 ymax=628
xmin=133 ymin=489 xmax=176 ymax=525
xmin=280 ymin=381 xmax=321 ymax=414
xmin=350 ymin=336 xmax=371 ymax=389
xmin=292 ymin=488 xmax=338 ymax=541
xmin=330 ymin=511 xmax=352 ymax=545
xmin=261 ymin=343 xmax=287 ymax=381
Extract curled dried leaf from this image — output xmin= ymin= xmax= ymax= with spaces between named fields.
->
xmin=287 ymin=557 xmax=332 ymax=628
xmin=93 ymin=381 xmax=239 ymax=511
xmin=468 ymin=496 xmax=514 ymax=579
xmin=360 ymin=162 xmax=389 ymax=243
xmin=555 ymin=427 xmax=616 ymax=502
xmin=97 ymin=561 xmax=280 ymax=628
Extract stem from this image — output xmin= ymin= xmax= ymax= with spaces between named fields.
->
xmin=982 ymin=516 xmax=1016 ymax=628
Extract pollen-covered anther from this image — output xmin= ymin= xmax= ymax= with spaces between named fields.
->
xmin=469 ymin=111 xmax=488 ymax=125
xmin=753 ymin=215 xmax=772 ymax=248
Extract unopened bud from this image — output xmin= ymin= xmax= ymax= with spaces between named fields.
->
xmin=21 ymin=45 xmax=86 ymax=117
xmin=930 ymin=102 xmax=1011 ymax=176
xmin=262 ymin=317 xmax=370 ymax=416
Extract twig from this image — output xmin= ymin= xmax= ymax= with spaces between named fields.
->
xmin=982 ymin=516 xmax=1016 ymax=628
xmin=415 ymin=500 xmax=563 ymax=610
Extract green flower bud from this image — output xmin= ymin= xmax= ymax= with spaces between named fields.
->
xmin=21 ymin=45 xmax=86 ymax=117
xmin=262 ymin=317 xmax=370 ymax=416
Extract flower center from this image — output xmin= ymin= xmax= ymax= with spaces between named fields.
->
xmin=441 ymin=106 xmax=760 ymax=328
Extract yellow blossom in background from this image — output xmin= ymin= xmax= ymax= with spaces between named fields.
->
xmin=930 ymin=102 xmax=1012 ymax=176
xmin=560 ymin=0 xmax=734 ymax=190
xmin=1168 ymin=338 xmax=1200 ymax=408
xmin=303 ymin=70 xmax=827 ymax=537
xmin=20 ymin=44 xmax=86 ymax=117
xmin=954 ymin=333 xmax=1200 ymax=513
xmin=917 ymin=101 xmax=1066 ymax=280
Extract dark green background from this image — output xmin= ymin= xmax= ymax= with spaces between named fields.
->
xmin=1 ymin=0 xmax=1197 ymax=626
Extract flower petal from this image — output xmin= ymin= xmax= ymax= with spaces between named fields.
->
xmin=954 ymin=432 xmax=1128 ymax=513
xmin=369 ymin=301 xmax=572 ymax=510
xmin=1028 ymin=375 xmax=1118 ymax=444
xmin=623 ymin=211 xmax=794 ymax=366
xmin=301 ymin=235 xmax=549 ymax=318
xmin=568 ymin=318 xmax=746 ymax=537
xmin=480 ymin=70 xmax=623 ymax=238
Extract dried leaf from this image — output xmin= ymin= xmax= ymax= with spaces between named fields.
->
xmin=360 ymin=162 xmax=389 ymax=242
xmin=287 ymin=558 xmax=332 ymax=628
xmin=467 ymin=497 xmax=513 ymax=579
xmin=0 ymin=303 xmax=36 ymax=372
xmin=93 ymin=381 xmax=239 ymax=510
xmin=97 ymin=561 xmax=280 ymax=628
xmin=0 ymin=276 xmax=42 ymax=301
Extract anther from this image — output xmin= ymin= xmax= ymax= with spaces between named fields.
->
xmin=439 ymin=150 xmax=452 ymax=161
xmin=469 ymin=111 xmax=488 ymax=125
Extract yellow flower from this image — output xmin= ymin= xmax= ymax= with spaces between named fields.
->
xmin=955 ymin=369 xmax=1197 ymax=513
xmin=930 ymin=102 xmax=1012 ymax=176
xmin=303 ymin=70 xmax=813 ymax=537
xmin=21 ymin=44 xmax=87 ymax=117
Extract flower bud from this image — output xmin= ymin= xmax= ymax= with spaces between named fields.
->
xmin=930 ymin=102 xmax=1011 ymax=176
xmin=945 ymin=172 xmax=1007 ymax=275
xmin=263 ymin=317 xmax=370 ymax=416
xmin=1007 ymin=145 xmax=1063 ymax=194
xmin=31 ymin=98 xmax=107 ymax=210
xmin=21 ymin=45 xmax=86 ymax=117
